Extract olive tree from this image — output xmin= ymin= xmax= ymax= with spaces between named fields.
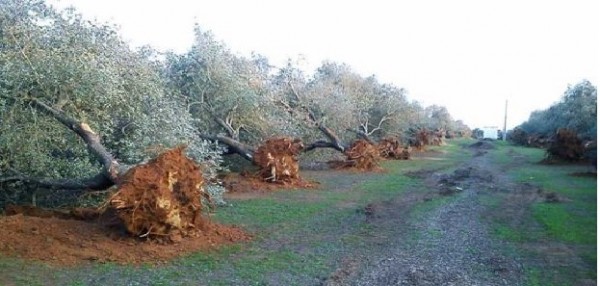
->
xmin=163 ymin=27 xmax=289 ymax=161
xmin=519 ymin=80 xmax=597 ymax=140
xmin=0 ymin=0 xmax=224 ymax=206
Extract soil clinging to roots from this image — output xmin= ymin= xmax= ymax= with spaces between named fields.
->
xmin=378 ymin=137 xmax=411 ymax=160
xmin=331 ymin=139 xmax=381 ymax=170
xmin=253 ymin=137 xmax=304 ymax=183
xmin=108 ymin=146 xmax=209 ymax=239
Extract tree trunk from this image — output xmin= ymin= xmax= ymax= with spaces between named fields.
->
xmin=304 ymin=124 xmax=346 ymax=153
xmin=1 ymin=96 xmax=128 ymax=190
xmin=347 ymin=128 xmax=376 ymax=145
xmin=199 ymin=133 xmax=255 ymax=161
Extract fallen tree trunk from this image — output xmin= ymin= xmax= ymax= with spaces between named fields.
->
xmin=1 ymin=95 xmax=127 ymax=189
xmin=199 ymin=133 xmax=255 ymax=161
xmin=2 ymin=97 xmax=214 ymax=239
xmin=201 ymin=134 xmax=308 ymax=184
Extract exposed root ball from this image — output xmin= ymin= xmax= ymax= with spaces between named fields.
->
xmin=253 ymin=137 xmax=304 ymax=183
xmin=344 ymin=139 xmax=381 ymax=170
xmin=546 ymin=128 xmax=584 ymax=161
xmin=378 ymin=137 xmax=411 ymax=160
xmin=108 ymin=146 xmax=208 ymax=238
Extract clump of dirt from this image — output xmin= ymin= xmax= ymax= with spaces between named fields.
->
xmin=378 ymin=137 xmax=411 ymax=160
xmin=221 ymin=172 xmax=317 ymax=197
xmin=0 ymin=213 xmax=249 ymax=265
xmin=253 ymin=137 xmax=305 ymax=183
xmin=435 ymin=167 xmax=493 ymax=195
xmin=107 ymin=146 xmax=209 ymax=239
xmin=468 ymin=140 xmax=496 ymax=150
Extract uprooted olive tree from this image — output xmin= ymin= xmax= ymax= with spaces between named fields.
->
xmin=271 ymin=61 xmax=383 ymax=170
xmin=512 ymin=80 xmax=597 ymax=163
xmin=163 ymin=28 xmax=310 ymax=184
xmin=0 ymin=0 xmax=226 ymax=238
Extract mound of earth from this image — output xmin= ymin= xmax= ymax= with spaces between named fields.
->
xmin=468 ymin=140 xmax=496 ymax=150
xmin=0 ymin=213 xmax=249 ymax=265
xmin=221 ymin=172 xmax=317 ymax=198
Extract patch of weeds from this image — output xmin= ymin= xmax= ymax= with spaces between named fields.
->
xmin=492 ymin=224 xmax=527 ymax=242
xmin=232 ymin=249 xmax=327 ymax=283
xmin=525 ymin=267 xmax=544 ymax=286
xmin=478 ymin=194 xmax=501 ymax=208
xmin=214 ymin=198 xmax=328 ymax=231
xmin=0 ymin=258 xmax=49 ymax=286
xmin=532 ymin=202 xmax=596 ymax=244
xmin=358 ymin=174 xmax=419 ymax=199
xmin=178 ymin=244 xmax=242 ymax=270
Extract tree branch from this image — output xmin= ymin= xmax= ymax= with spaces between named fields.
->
xmin=303 ymin=140 xmax=341 ymax=152
xmin=317 ymin=124 xmax=345 ymax=152
xmin=346 ymin=128 xmax=376 ymax=145
xmin=199 ymin=133 xmax=255 ymax=161
xmin=0 ymin=173 xmax=113 ymax=190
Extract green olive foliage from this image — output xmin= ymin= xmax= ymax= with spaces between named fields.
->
xmin=519 ymin=80 xmax=597 ymax=140
xmin=0 ymin=0 xmax=225 ymax=206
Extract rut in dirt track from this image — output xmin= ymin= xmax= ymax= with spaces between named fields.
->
xmin=351 ymin=152 xmax=525 ymax=286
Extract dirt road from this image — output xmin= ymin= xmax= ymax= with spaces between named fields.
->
xmin=327 ymin=143 xmax=594 ymax=286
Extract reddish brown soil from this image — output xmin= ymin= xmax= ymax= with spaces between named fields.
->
xmin=221 ymin=172 xmax=317 ymax=199
xmin=0 ymin=146 xmax=252 ymax=266
xmin=0 ymin=213 xmax=250 ymax=266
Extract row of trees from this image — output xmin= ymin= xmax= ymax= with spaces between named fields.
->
xmin=509 ymin=80 xmax=596 ymax=162
xmin=0 ymin=0 xmax=469 ymax=207
xmin=517 ymin=80 xmax=597 ymax=141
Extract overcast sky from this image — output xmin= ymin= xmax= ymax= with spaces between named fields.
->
xmin=48 ymin=0 xmax=599 ymax=129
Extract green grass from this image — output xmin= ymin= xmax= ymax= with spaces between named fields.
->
xmin=532 ymin=203 xmax=596 ymax=244
xmin=485 ymin=142 xmax=597 ymax=285
xmin=0 ymin=139 xmax=485 ymax=285
xmin=489 ymin=144 xmax=597 ymax=244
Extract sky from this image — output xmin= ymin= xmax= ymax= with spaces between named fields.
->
xmin=47 ymin=0 xmax=599 ymax=129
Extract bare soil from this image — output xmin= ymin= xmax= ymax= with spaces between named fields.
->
xmin=328 ymin=142 xmax=595 ymax=286
xmin=221 ymin=172 xmax=318 ymax=199
xmin=0 ymin=213 xmax=249 ymax=266
xmin=0 ymin=147 xmax=252 ymax=266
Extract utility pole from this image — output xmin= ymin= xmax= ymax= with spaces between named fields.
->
xmin=502 ymin=99 xmax=508 ymax=140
